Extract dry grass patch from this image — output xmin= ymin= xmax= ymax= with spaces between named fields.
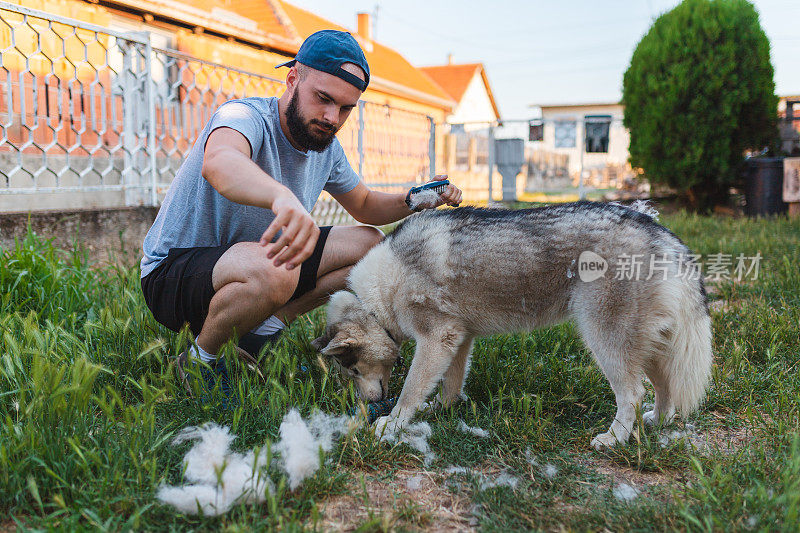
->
xmin=690 ymin=416 xmax=755 ymax=454
xmin=583 ymin=455 xmax=681 ymax=489
xmin=318 ymin=468 xmax=475 ymax=532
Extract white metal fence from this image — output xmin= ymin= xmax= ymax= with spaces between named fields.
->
xmin=0 ymin=2 xmax=435 ymax=224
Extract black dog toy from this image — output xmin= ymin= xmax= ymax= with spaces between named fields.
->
xmin=348 ymin=397 xmax=397 ymax=424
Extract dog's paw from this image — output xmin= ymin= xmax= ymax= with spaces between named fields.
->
xmin=421 ymin=397 xmax=443 ymax=413
xmin=643 ymin=410 xmax=658 ymax=426
xmin=643 ymin=409 xmax=675 ymax=427
xmin=591 ymin=432 xmax=622 ymax=450
xmin=423 ymin=392 xmax=468 ymax=412
xmin=374 ymin=415 xmax=401 ymax=438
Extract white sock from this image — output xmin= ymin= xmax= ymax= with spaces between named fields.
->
xmin=250 ymin=315 xmax=286 ymax=336
xmin=188 ymin=344 xmax=218 ymax=363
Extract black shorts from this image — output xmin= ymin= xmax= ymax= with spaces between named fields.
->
xmin=141 ymin=226 xmax=332 ymax=335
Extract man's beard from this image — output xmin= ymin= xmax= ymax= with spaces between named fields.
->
xmin=286 ymin=90 xmax=338 ymax=152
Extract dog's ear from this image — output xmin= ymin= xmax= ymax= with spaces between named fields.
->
xmin=311 ymin=332 xmax=330 ymax=351
xmin=317 ymin=330 xmax=357 ymax=357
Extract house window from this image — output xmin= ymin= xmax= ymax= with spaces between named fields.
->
xmin=528 ymin=120 xmax=543 ymax=142
xmin=584 ymin=114 xmax=611 ymax=153
xmin=554 ymin=120 xmax=576 ymax=148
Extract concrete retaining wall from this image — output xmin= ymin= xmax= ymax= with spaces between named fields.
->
xmin=0 ymin=206 xmax=158 ymax=266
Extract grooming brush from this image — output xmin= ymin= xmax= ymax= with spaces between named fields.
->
xmin=405 ymin=179 xmax=450 ymax=211
xmin=349 ymin=397 xmax=397 ymax=424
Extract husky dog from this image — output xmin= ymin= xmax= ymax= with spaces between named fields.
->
xmin=312 ymin=201 xmax=713 ymax=448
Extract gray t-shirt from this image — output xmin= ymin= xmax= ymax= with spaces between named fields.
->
xmin=141 ymin=96 xmax=360 ymax=277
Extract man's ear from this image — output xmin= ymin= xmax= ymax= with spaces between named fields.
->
xmin=286 ymin=64 xmax=299 ymax=91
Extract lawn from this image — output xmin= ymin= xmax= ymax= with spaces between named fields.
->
xmin=1 ymin=208 xmax=799 ymax=531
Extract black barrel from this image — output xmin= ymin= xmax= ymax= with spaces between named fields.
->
xmin=744 ymin=158 xmax=787 ymax=217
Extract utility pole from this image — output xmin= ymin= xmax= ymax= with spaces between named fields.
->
xmin=372 ymin=4 xmax=380 ymax=41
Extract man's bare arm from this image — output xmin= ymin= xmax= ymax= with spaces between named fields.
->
xmin=202 ymin=127 xmax=288 ymax=208
xmin=202 ymin=127 xmax=319 ymax=270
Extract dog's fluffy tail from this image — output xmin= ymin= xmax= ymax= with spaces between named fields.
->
xmin=662 ymin=275 xmax=713 ymax=415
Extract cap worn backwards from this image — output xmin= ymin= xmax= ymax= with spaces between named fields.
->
xmin=276 ymin=30 xmax=370 ymax=91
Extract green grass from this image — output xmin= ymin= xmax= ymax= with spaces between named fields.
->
xmin=1 ymin=210 xmax=799 ymax=531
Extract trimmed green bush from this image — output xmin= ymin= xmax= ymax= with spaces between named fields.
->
xmin=622 ymin=0 xmax=778 ymax=210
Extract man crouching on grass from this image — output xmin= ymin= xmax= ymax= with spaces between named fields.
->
xmin=139 ymin=30 xmax=462 ymax=408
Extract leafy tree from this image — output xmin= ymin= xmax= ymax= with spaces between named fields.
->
xmin=622 ymin=0 xmax=778 ymax=210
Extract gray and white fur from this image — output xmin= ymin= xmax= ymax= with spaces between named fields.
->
xmin=313 ymin=201 xmax=713 ymax=448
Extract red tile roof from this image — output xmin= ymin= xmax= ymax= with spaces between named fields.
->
xmin=420 ymin=62 xmax=500 ymax=119
xmin=107 ymin=0 xmax=454 ymax=110
xmin=106 ymin=0 xmax=296 ymax=48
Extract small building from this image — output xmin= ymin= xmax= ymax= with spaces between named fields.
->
xmin=530 ymin=96 xmax=800 ymax=187
xmin=529 ymin=102 xmax=633 ymax=188
xmin=420 ymin=58 xmax=501 ymax=130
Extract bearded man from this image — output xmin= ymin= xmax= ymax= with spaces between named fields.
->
xmin=139 ymin=30 xmax=462 ymax=406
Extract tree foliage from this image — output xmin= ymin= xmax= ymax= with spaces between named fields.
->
xmin=622 ymin=0 xmax=778 ymax=209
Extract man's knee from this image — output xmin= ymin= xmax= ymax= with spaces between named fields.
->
xmin=214 ymin=242 xmax=300 ymax=306
xmin=345 ymin=226 xmax=384 ymax=267
xmin=260 ymin=267 xmax=299 ymax=307
xmin=317 ymin=226 xmax=384 ymax=275
xmin=357 ymin=225 xmax=385 ymax=253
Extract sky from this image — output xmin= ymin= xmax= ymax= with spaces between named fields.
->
xmin=287 ymin=0 xmax=800 ymax=120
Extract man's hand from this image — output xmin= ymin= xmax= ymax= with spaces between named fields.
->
xmin=409 ymin=175 xmax=462 ymax=210
xmin=332 ymin=176 xmax=463 ymax=226
xmin=259 ymin=191 xmax=320 ymax=270
xmin=429 ymin=175 xmax=462 ymax=208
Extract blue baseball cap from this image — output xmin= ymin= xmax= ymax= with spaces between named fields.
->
xmin=276 ymin=30 xmax=370 ymax=91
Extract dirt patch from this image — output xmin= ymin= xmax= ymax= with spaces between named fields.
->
xmin=691 ymin=414 xmax=754 ymax=454
xmin=705 ymin=276 xmax=764 ymax=314
xmin=580 ymin=417 xmax=754 ymax=495
xmin=582 ymin=455 xmax=681 ymax=489
xmin=709 ymin=299 xmax=739 ymax=313
xmin=0 ymin=520 xmax=17 ymax=533
xmin=318 ymin=469 xmax=475 ymax=532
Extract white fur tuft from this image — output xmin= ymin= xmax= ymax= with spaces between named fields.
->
xmin=273 ymin=408 xmax=354 ymax=490
xmin=407 ymin=189 xmax=440 ymax=210
xmin=457 ymin=420 xmax=489 ymax=438
xmin=378 ymin=420 xmax=436 ymax=466
xmin=610 ymin=199 xmax=660 ymax=221
xmin=172 ymin=423 xmax=235 ymax=485
xmin=273 ymin=409 xmax=320 ymax=491
xmin=158 ymin=423 xmax=273 ymax=516
xmin=158 ymin=411 xmax=355 ymax=515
